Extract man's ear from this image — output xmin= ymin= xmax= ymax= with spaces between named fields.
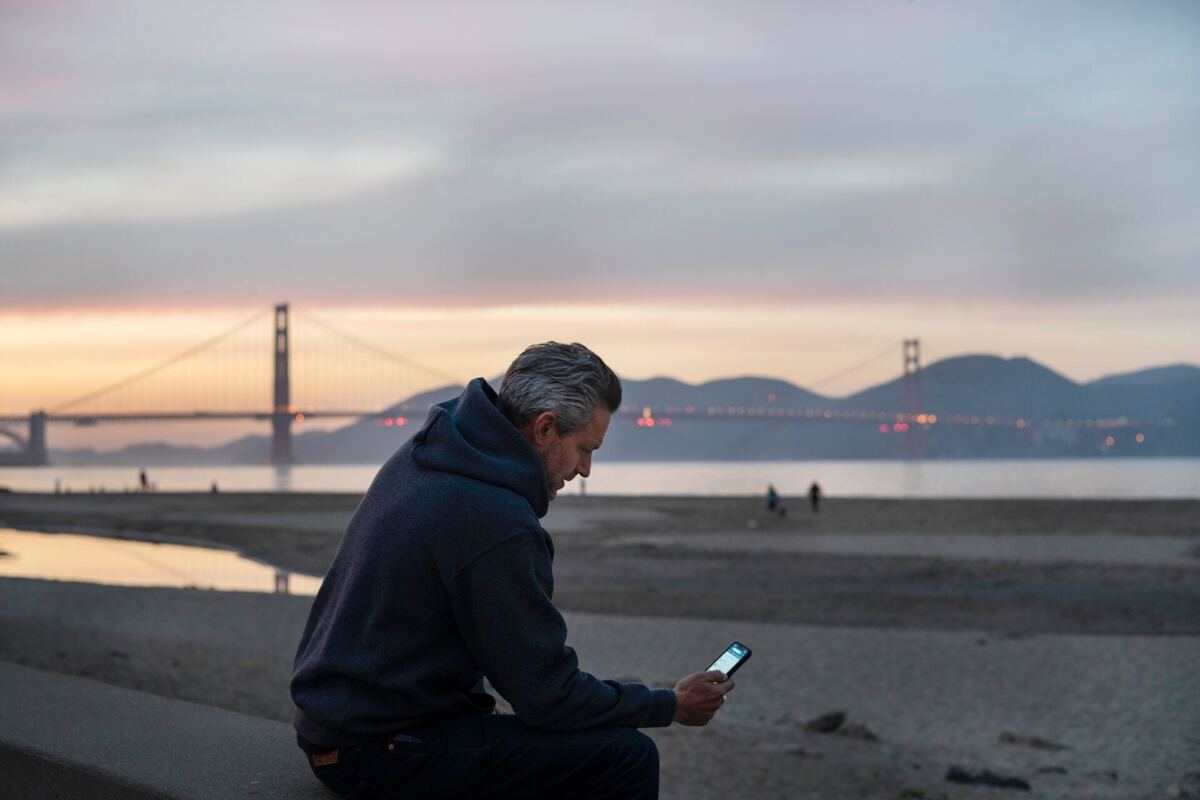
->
xmin=531 ymin=411 xmax=558 ymax=445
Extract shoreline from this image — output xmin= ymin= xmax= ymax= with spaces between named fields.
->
xmin=2 ymin=493 xmax=1197 ymax=636
xmin=3 ymin=455 xmax=1199 ymax=500
xmin=2 ymin=493 xmax=1198 ymax=798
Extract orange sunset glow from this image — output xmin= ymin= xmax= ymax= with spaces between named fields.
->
xmin=3 ymin=297 xmax=1198 ymax=451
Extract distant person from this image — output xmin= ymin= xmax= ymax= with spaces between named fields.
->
xmin=766 ymin=484 xmax=786 ymax=517
xmin=210 ymin=481 xmax=219 ymax=494
xmin=139 ymin=468 xmax=150 ymax=493
xmin=292 ymin=342 xmax=733 ymax=799
xmin=808 ymin=481 xmax=822 ymax=514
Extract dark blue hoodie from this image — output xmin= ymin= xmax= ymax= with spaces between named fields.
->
xmin=292 ymin=378 xmax=676 ymax=747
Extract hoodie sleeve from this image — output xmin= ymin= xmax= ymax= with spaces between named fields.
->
xmin=445 ymin=530 xmax=676 ymax=731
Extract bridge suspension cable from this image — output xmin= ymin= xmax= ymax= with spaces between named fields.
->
xmin=50 ymin=309 xmax=271 ymax=414
xmin=41 ymin=304 xmax=466 ymax=421
xmin=292 ymin=309 xmax=463 ymax=390
xmin=805 ymin=344 xmax=898 ymax=392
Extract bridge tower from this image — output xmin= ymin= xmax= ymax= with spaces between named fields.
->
xmin=902 ymin=339 xmax=922 ymax=459
xmin=271 ymin=303 xmax=294 ymax=465
xmin=28 ymin=411 xmax=48 ymax=466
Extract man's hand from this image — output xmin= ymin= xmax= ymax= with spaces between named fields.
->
xmin=672 ymin=670 xmax=734 ymax=726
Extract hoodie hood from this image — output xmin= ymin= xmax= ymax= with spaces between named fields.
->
xmin=412 ymin=378 xmax=550 ymax=518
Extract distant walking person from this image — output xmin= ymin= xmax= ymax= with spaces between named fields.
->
xmin=808 ymin=481 xmax=822 ymax=514
xmin=766 ymin=484 xmax=786 ymax=517
xmin=139 ymin=469 xmax=153 ymax=493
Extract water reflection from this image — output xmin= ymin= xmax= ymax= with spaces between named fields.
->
xmin=273 ymin=464 xmax=293 ymax=492
xmin=0 ymin=528 xmax=322 ymax=596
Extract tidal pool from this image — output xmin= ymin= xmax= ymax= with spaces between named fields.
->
xmin=0 ymin=528 xmax=322 ymax=595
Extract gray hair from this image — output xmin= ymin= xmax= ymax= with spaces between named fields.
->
xmin=498 ymin=342 xmax=622 ymax=434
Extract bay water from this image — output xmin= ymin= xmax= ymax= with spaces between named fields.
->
xmin=1 ymin=458 xmax=1196 ymax=498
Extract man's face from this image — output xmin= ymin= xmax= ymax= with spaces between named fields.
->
xmin=528 ymin=407 xmax=611 ymax=500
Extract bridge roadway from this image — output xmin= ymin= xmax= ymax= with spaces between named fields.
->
xmin=0 ymin=409 xmax=422 ymax=425
xmin=0 ymin=405 xmax=1154 ymax=432
xmin=0 ymin=405 xmax=913 ymax=426
xmin=0 ymin=403 xmax=1154 ymax=468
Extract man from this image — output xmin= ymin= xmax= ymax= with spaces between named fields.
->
xmin=292 ymin=342 xmax=734 ymax=799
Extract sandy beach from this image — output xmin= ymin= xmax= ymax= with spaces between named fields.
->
xmin=1 ymin=492 xmax=1198 ymax=799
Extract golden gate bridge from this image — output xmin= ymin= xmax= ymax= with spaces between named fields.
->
xmin=0 ymin=304 xmax=469 ymax=466
xmin=0 ymin=304 xmax=1148 ymax=466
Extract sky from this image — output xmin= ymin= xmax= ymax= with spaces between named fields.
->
xmin=1 ymin=1 xmax=1198 ymax=449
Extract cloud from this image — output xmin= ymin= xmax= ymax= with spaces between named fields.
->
xmin=0 ymin=0 xmax=1197 ymax=309
xmin=0 ymin=145 xmax=441 ymax=228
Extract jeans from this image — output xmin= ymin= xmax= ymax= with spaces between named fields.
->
xmin=306 ymin=714 xmax=660 ymax=799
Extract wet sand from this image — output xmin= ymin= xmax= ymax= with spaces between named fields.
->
xmin=1 ymin=492 xmax=1198 ymax=799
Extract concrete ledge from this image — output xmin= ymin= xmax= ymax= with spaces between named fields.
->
xmin=0 ymin=661 xmax=329 ymax=799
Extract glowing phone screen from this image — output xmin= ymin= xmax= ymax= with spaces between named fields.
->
xmin=708 ymin=642 xmax=749 ymax=674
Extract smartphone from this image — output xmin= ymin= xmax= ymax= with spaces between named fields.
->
xmin=707 ymin=641 xmax=752 ymax=677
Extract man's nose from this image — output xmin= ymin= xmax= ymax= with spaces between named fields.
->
xmin=577 ymin=454 xmax=592 ymax=478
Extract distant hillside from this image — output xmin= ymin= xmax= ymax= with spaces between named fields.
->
xmin=621 ymin=376 xmax=827 ymax=410
xmin=45 ymin=356 xmax=1200 ymax=465
xmin=841 ymin=355 xmax=1088 ymax=419
xmin=1087 ymin=363 xmax=1200 ymax=389
xmin=1084 ymin=364 xmax=1200 ymax=422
